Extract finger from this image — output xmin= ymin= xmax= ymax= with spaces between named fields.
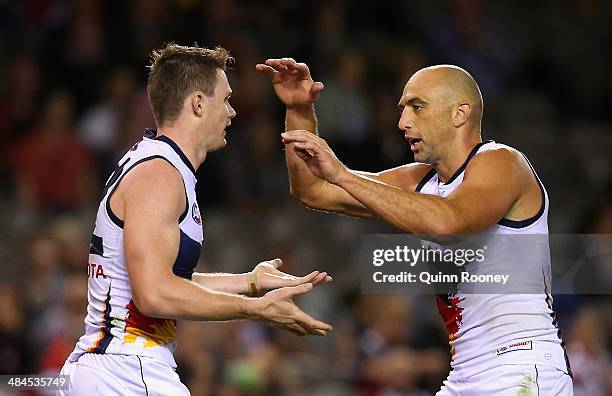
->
xmin=293 ymin=141 xmax=319 ymax=154
xmin=295 ymin=312 xmax=333 ymax=332
xmin=302 ymin=325 xmax=327 ymax=336
xmin=255 ymin=64 xmax=277 ymax=74
xmin=283 ymin=129 xmax=310 ymax=136
xmin=293 ymin=147 xmax=313 ymax=162
xmin=312 ymin=329 xmax=328 ymax=336
xmin=281 ymin=134 xmax=307 ymax=144
xmin=278 ymin=272 xmax=317 ymax=288
xmin=280 ymin=57 xmax=297 ymax=66
xmin=281 ymin=133 xmax=313 ymax=145
xmin=266 ymin=58 xmax=288 ymax=71
xmin=292 ymin=62 xmax=310 ymax=74
xmin=310 ymin=272 xmax=325 ymax=285
xmin=290 ymin=134 xmax=330 ymax=153
xmin=309 ymin=319 xmax=333 ymax=333
xmin=311 ymin=272 xmax=329 ymax=285
xmin=279 ymin=322 xmax=307 ymax=336
xmin=264 ymin=58 xmax=281 ymax=66
xmin=282 ymin=131 xmax=320 ymax=144
xmin=314 ymin=275 xmax=332 ymax=284
xmin=283 ymin=283 xmax=313 ymax=298
xmin=299 ymin=271 xmax=320 ymax=284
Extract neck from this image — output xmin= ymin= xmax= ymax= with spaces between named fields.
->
xmin=433 ymin=134 xmax=481 ymax=183
xmin=157 ymin=124 xmax=206 ymax=170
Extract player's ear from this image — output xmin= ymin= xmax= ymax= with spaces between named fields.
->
xmin=452 ymin=102 xmax=471 ymax=128
xmin=191 ymin=92 xmax=204 ymax=117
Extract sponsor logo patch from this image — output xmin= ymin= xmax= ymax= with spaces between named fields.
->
xmin=496 ymin=340 xmax=532 ymax=355
xmin=192 ymin=202 xmax=201 ymax=225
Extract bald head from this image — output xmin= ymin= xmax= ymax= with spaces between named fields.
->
xmin=408 ymin=65 xmax=483 ymax=127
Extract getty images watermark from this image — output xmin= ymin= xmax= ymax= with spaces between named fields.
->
xmin=369 ymin=243 xmax=514 ymax=289
xmin=360 ymin=234 xmax=612 ymax=295
xmin=371 ymin=244 xmax=511 ymax=286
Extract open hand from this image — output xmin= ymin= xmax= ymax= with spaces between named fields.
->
xmin=254 ymin=283 xmax=333 ymax=336
xmin=253 ymin=258 xmax=332 ymax=293
xmin=256 ymin=58 xmax=324 ymax=108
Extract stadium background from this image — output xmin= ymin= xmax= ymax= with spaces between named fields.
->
xmin=0 ymin=1 xmax=610 ymax=395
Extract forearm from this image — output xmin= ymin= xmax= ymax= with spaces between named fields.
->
xmin=284 ymin=106 xmax=327 ymax=198
xmin=140 ymin=275 xmax=257 ymax=321
xmin=335 ymin=171 xmax=457 ymax=235
xmin=191 ymin=272 xmax=250 ymax=295
xmin=285 ymin=105 xmax=318 ymax=134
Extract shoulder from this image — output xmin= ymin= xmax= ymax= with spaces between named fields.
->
xmin=120 ymin=158 xmax=185 ymax=216
xmin=122 ymin=157 xmax=183 ymax=190
xmin=465 ymin=142 xmax=533 ymax=185
xmin=471 ymin=142 xmax=527 ymax=170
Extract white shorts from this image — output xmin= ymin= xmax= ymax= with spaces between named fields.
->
xmin=57 ymin=353 xmax=190 ymax=396
xmin=436 ymin=364 xmax=573 ymax=396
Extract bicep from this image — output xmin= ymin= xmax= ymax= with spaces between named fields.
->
xmin=122 ymin=161 xmax=185 ymax=305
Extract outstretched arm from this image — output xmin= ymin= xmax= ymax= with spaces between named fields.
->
xmin=282 ymin=131 xmax=524 ymax=235
xmin=191 ymin=258 xmax=331 ymax=295
xmin=119 ymin=159 xmax=332 ymax=336
xmin=257 ymin=58 xmax=426 ymax=217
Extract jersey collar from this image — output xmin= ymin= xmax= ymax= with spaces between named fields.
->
xmin=443 ymin=140 xmax=493 ymax=185
xmin=144 ymin=128 xmax=196 ymax=175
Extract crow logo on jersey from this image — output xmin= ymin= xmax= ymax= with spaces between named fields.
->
xmin=192 ymin=202 xmax=201 ymax=225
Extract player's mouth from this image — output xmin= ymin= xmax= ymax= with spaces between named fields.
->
xmin=406 ymin=136 xmax=422 ymax=149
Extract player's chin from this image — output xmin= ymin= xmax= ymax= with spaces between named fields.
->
xmin=412 ymin=151 xmax=424 ymax=162
xmin=413 ymin=153 xmax=433 ymax=165
xmin=209 ymin=138 xmax=227 ymax=152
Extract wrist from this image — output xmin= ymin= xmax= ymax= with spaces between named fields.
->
xmin=286 ymin=104 xmax=315 ymax=117
xmin=240 ymin=296 xmax=260 ymax=320
xmin=331 ymin=166 xmax=352 ymax=187
xmin=246 ymin=270 xmax=259 ymax=295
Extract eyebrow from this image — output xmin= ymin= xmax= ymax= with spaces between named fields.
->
xmin=397 ymin=96 xmax=426 ymax=110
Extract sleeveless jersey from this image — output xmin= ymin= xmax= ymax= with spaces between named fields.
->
xmin=68 ymin=128 xmax=203 ymax=368
xmin=416 ymin=140 xmax=571 ymax=378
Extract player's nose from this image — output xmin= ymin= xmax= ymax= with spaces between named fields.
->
xmin=398 ymin=111 xmax=412 ymax=131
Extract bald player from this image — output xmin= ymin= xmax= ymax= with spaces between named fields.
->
xmin=257 ymin=59 xmax=573 ymax=395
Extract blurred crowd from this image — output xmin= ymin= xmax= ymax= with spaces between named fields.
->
xmin=0 ymin=1 xmax=611 ymax=395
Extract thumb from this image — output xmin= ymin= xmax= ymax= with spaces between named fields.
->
xmin=255 ymin=64 xmax=276 ymax=75
xmin=272 ymin=258 xmax=283 ymax=269
xmin=310 ymin=82 xmax=324 ymax=102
